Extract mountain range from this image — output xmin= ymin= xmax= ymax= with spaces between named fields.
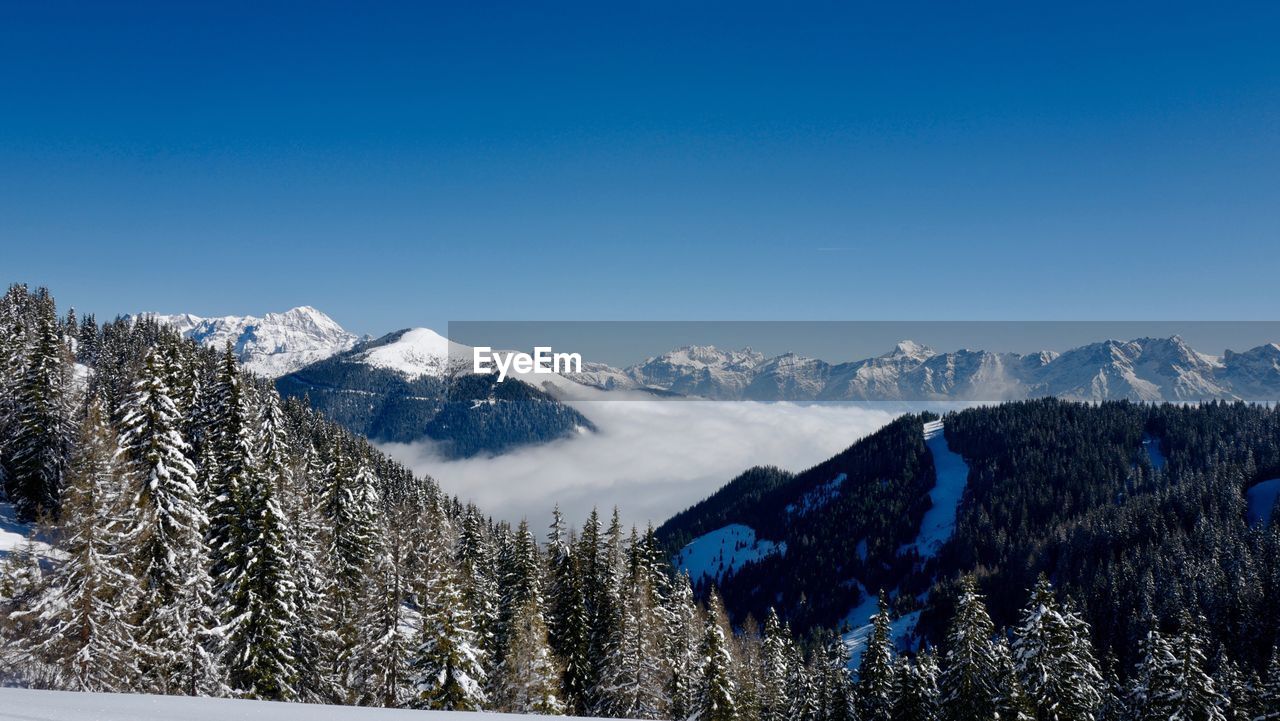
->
xmin=582 ymin=336 xmax=1280 ymax=402
xmin=136 ymin=306 xmax=363 ymax=377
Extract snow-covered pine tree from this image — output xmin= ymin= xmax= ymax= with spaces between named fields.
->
xmin=9 ymin=293 xmax=74 ymax=521
xmin=1259 ymin=649 xmax=1280 ymax=721
xmin=411 ymin=506 xmax=487 ymax=711
xmin=994 ymin=637 xmax=1035 ymax=721
xmin=940 ymin=575 xmax=1002 ymax=721
xmin=118 ymin=348 xmax=222 ymax=696
xmin=546 ymin=507 xmax=591 ymax=715
xmin=858 ymin=590 xmax=896 ymax=721
xmin=758 ymin=608 xmax=791 ymax=721
xmin=594 ymin=531 xmax=667 ymax=719
xmin=813 ymin=628 xmax=855 ymax=721
xmin=350 ymin=500 xmax=419 ymax=707
xmin=891 ymin=652 xmax=940 ymax=721
xmin=220 ymin=389 xmax=300 ymax=701
xmin=24 ymin=394 xmax=137 ymax=691
xmin=1165 ymin=614 xmax=1227 ymax=721
xmin=494 ymin=593 xmax=564 ymax=714
xmin=457 ymin=506 xmax=501 ymax=668
xmin=206 ymin=344 xmax=255 ymax=596
xmin=697 ymin=591 xmax=740 ymax=721
xmin=1009 ymin=576 xmax=1103 ymax=721
xmin=1130 ymin=623 xmax=1179 ymax=721
xmin=663 ymin=571 xmax=703 ymax=721
xmin=281 ymin=441 xmax=340 ymax=704
xmin=784 ymin=624 xmax=820 ymax=721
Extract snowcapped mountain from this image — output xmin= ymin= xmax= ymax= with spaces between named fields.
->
xmin=353 ymin=327 xmax=473 ymax=379
xmin=574 ymin=335 xmax=1280 ymax=402
xmin=139 ymin=306 xmax=362 ymax=378
xmin=276 ymin=328 xmax=595 ymax=457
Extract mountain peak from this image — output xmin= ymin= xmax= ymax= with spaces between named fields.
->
xmin=143 ymin=306 xmax=360 ymax=378
xmin=886 ymin=340 xmax=934 ymax=361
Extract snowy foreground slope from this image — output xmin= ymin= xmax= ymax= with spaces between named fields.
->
xmin=0 ymin=688 xmax=594 ymax=721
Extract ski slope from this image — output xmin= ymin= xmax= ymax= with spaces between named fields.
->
xmin=0 ymin=687 xmax=590 ymax=721
xmin=900 ymin=421 xmax=969 ymax=559
xmin=1247 ymin=478 xmax=1280 ymax=528
xmin=673 ymin=523 xmax=786 ymax=583
xmin=1143 ymin=435 xmax=1167 ymax=471
xmin=842 ymin=420 xmax=970 ymax=665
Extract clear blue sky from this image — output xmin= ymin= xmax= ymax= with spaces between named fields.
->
xmin=2 ymin=1 xmax=1277 ymax=335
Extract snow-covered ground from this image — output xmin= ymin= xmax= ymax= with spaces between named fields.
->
xmin=899 ymin=421 xmax=968 ymax=559
xmin=1247 ymin=478 xmax=1280 ymax=528
xmin=785 ymin=473 xmax=846 ymax=515
xmin=673 ymin=523 xmax=786 ymax=584
xmin=0 ymin=499 xmax=60 ymax=562
xmin=1143 ymin=435 xmax=1167 ymax=471
xmin=0 ymin=687 xmax=589 ymax=721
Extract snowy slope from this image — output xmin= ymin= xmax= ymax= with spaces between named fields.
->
xmin=355 ymin=328 xmax=473 ymax=379
xmin=673 ymin=523 xmax=786 ymax=583
xmin=0 ymin=687 xmax=595 ymax=721
xmin=1247 ymin=478 xmax=1280 ymax=529
xmin=900 ymin=421 xmax=969 ymax=559
xmin=140 ymin=306 xmax=361 ymax=377
xmin=841 ymin=420 xmax=969 ymax=665
xmin=0 ymin=500 xmax=60 ymax=562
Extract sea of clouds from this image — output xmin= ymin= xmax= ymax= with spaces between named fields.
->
xmin=378 ymin=390 xmax=902 ymax=530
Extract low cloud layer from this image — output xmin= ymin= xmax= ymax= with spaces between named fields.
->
xmin=379 ymin=392 xmax=899 ymax=530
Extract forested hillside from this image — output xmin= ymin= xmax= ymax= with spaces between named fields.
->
xmin=660 ymin=399 xmax=1280 ymax=717
xmin=276 ymin=331 xmax=594 ymax=458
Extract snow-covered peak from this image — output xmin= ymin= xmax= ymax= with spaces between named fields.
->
xmin=137 ymin=306 xmax=361 ymax=378
xmin=354 ymin=328 xmax=474 ymax=379
xmin=884 ymin=340 xmax=935 ymax=362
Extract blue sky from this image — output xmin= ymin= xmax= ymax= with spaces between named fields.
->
xmin=2 ymin=1 xmax=1278 ymax=335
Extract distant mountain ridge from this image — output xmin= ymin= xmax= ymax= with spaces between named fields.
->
xmin=137 ymin=306 xmax=363 ymax=377
xmin=570 ymin=335 xmax=1280 ymax=402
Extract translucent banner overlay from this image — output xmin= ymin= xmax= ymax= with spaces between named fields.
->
xmin=443 ymin=321 xmax=1280 ymax=402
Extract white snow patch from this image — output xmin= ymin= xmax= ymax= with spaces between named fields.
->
xmin=1143 ymin=435 xmax=1167 ymax=471
xmin=839 ymin=584 xmax=921 ymax=668
xmin=785 ymin=473 xmax=846 ymax=515
xmin=0 ymin=687 xmax=594 ymax=721
xmin=1247 ymin=478 xmax=1280 ymax=528
xmin=899 ymin=421 xmax=968 ymax=559
xmin=356 ymin=328 xmax=473 ymax=379
xmin=0 ymin=500 xmax=60 ymax=562
xmin=674 ymin=523 xmax=786 ymax=583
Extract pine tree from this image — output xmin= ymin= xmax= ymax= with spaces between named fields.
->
xmin=1163 ymin=615 xmax=1227 ymax=721
xmin=9 ymin=294 xmax=73 ymax=521
xmin=119 ymin=348 xmax=222 ymax=695
xmin=494 ymin=594 xmax=565 ymax=714
xmin=411 ymin=510 xmax=487 ymax=711
xmin=25 ymin=395 xmax=137 ymax=691
xmin=892 ymin=652 xmax=941 ymax=721
xmin=664 ymin=571 xmax=704 ymax=721
xmin=858 ymin=591 xmax=896 ymax=721
xmin=1258 ymin=649 xmax=1280 ymax=721
xmin=1130 ymin=624 xmax=1179 ymax=721
xmin=814 ymin=628 xmax=855 ymax=721
xmin=759 ymin=609 xmax=791 ymax=721
xmin=220 ymin=390 xmax=300 ymax=700
xmin=697 ymin=591 xmax=740 ymax=721
xmin=595 ymin=540 xmax=667 ymax=719
xmin=940 ymin=575 xmax=1001 ymax=721
xmin=547 ymin=507 xmax=592 ymax=714
xmin=1010 ymin=576 xmax=1103 ymax=721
